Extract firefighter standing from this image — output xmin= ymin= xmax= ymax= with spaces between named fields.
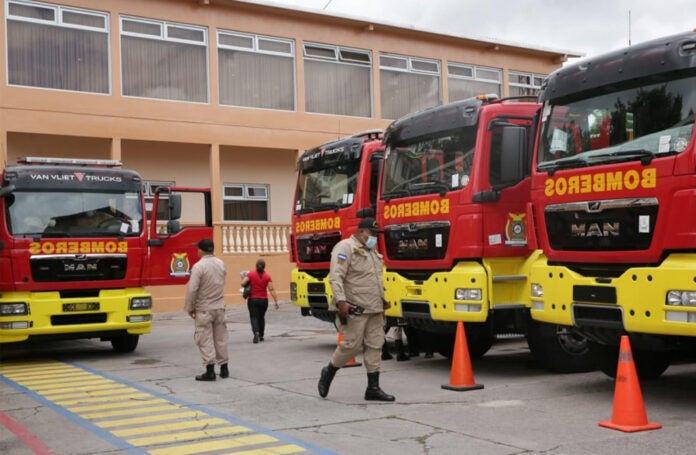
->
xmin=317 ymin=218 xmax=395 ymax=401
xmin=185 ymin=238 xmax=229 ymax=381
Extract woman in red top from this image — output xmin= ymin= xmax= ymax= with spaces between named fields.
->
xmin=241 ymin=259 xmax=279 ymax=343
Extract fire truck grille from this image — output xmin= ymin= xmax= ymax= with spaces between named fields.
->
xmin=384 ymin=221 xmax=449 ymax=260
xmin=31 ymin=255 xmax=127 ymax=282
xmin=545 ymin=198 xmax=657 ymax=251
xmin=296 ymin=232 xmax=341 ymax=262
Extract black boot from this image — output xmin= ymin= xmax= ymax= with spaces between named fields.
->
xmin=317 ymin=363 xmax=339 ymax=398
xmin=395 ymin=340 xmax=410 ymax=361
xmin=381 ymin=342 xmax=393 ymax=360
xmin=364 ymin=372 xmax=395 ymax=401
xmin=195 ymin=364 xmax=216 ymax=381
xmin=219 ymin=363 xmax=229 ymax=378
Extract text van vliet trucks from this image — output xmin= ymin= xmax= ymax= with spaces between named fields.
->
xmin=523 ymin=31 xmax=696 ymax=378
xmin=0 ymin=157 xmax=212 ymax=352
xmin=378 ymin=95 xmax=594 ymax=371
xmin=290 ymin=130 xmax=384 ymax=322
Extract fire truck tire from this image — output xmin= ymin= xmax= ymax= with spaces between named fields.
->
xmin=590 ymin=342 xmax=671 ymax=380
xmin=526 ymin=319 xmax=597 ymax=373
xmin=111 ymin=335 xmax=139 ymax=353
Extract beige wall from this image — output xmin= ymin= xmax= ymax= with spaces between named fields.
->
xmin=0 ymin=0 xmax=573 ymax=309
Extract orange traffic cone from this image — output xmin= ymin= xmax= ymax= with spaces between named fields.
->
xmin=441 ymin=321 xmax=483 ymax=391
xmin=337 ymin=332 xmax=361 ymax=368
xmin=598 ymin=335 xmax=661 ymax=432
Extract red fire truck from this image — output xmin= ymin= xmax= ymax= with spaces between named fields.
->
xmin=522 ymin=31 xmax=696 ymax=378
xmin=290 ymin=130 xmax=384 ymax=322
xmin=378 ymin=95 xmax=594 ymax=371
xmin=0 ymin=157 xmax=212 ymax=352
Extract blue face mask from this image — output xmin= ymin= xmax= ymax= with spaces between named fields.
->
xmin=365 ymin=235 xmax=378 ymax=249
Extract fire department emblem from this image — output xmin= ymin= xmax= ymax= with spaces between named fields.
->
xmin=169 ymin=252 xmax=191 ymax=277
xmin=504 ymin=213 xmax=527 ymax=246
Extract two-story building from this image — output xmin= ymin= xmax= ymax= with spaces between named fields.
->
xmin=0 ymin=0 xmax=580 ymax=309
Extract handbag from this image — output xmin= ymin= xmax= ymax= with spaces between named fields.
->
xmin=242 ymin=282 xmax=252 ymax=299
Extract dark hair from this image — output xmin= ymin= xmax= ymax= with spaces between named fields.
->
xmin=255 ymin=259 xmax=265 ymax=272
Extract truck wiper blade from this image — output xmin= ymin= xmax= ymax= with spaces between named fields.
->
xmin=41 ymin=231 xmax=73 ymax=238
xmin=382 ymin=189 xmax=411 ymax=200
xmin=537 ymin=156 xmax=589 ymax=175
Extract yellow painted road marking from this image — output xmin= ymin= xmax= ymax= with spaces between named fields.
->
xmin=232 ymin=445 xmax=308 ymax=454
xmin=148 ymin=434 xmax=277 ymax=455
xmin=129 ymin=425 xmax=250 ymax=447
xmin=67 ymin=398 xmax=168 ymax=413
xmin=0 ymin=360 xmax=313 ymax=454
xmin=94 ymin=410 xmax=210 ymax=429
xmin=111 ymin=418 xmax=230 ymax=437
xmin=55 ymin=392 xmax=152 ymax=406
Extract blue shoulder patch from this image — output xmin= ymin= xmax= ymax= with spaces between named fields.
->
xmin=337 ymin=253 xmax=347 ymax=260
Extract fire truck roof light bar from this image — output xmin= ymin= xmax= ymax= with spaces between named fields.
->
xmin=17 ymin=157 xmax=123 ymax=167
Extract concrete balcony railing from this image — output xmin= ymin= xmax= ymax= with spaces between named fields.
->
xmin=221 ymin=223 xmax=291 ymax=255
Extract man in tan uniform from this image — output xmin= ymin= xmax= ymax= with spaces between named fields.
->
xmin=317 ymin=218 xmax=395 ymax=401
xmin=185 ymin=238 xmax=229 ymax=381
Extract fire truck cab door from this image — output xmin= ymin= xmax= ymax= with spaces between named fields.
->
xmin=145 ymin=187 xmax=213 ymax=286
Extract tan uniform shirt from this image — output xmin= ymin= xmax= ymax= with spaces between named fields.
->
xmin=329 ymin=235 xmax=384 ymax=313
xmin=185 ymin=254 xmax=227 ymax=313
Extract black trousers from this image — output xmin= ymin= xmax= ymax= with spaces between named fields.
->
xmin=247 ymin=298 xmax=269 ymax=336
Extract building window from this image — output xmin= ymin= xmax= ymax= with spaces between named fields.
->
xmin=380 ymin=53 xmax=440 ymax=120
xmin=218 ymin=30 xmax=295 ymax=110
xmin=120 ymin=16 xmax=208 ymax=103
xmin=143 ymin=180 xmax=174 ymax=220
xmin=508 ymin=71 xmax=546 ymax=97
xmin=6 ymin=0 xmax=109 ymax=93
xmin=448 ymin=63 xmax=501 ymax=101
xmin=303 ymin=43 xmax=372 ymax=117
xmin=223 ymin=184 xmax=269 ymax=222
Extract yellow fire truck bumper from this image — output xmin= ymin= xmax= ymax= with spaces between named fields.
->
xmin=290 ymin=268 xmax=326 ymax=309
xmin=385 ymin=262 xmax=492 ymax=322
xmin=0 ymin=288 xmax=152 ymax=343
xmin=530 ymin=253 xmax=696 ymax=337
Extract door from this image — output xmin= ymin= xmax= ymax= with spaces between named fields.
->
xmin=145 ymin=186 xmax=213 ymax=286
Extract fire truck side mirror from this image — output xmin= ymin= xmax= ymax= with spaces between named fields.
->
xmin=496 ymin=126 xmax=528 ymax=188
xmin=356 ymin=207 xmax=375 ymax=218
xmin=168 ymin=193 xmax=182 ymax=220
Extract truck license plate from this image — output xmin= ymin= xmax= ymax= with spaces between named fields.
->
xmin=63 ymin=302 xmax=100 ymax=312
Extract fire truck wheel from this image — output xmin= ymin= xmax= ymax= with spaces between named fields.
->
xmin=111 ymin=334 xmax=139 ymax=353
xmin=590 ymin=342 xmax=671 ymax=380
xmin=526 ymin=319 xmax=597 ymax=373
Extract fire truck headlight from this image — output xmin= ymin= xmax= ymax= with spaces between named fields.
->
xmin=290 ymin=282 xmax=297 ymax=301
xmin=666 ymin=290 xmax=696 ymax=306
xmin=0 ymin=302 xmax=29 ymax=316
xmin=129 ymin=297 xmax=152 ymax=310
xmin=531 ymin=283 xmax=544 ymax=298
xmin=455 ymin=288 xmax=482 ymax=301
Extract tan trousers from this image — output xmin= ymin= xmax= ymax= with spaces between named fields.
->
xmin=332 ymin=312 xmax=384 ymax=373
xmin=193 ymin=308 xmax=229 ymax=365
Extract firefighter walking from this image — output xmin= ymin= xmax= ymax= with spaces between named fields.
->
xmin=317 ymin=218 xmax=395 ymax=401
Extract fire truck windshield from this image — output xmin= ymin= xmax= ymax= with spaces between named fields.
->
xmin=381 ymin=127 xmax=475 ymax=199
xmin=295 ymin=160 xmax=360 ymax=213
xmin=6 ymin=191 xmax=142 ymax=237
xmin=538 ymin=72 xmax=696 ymax=172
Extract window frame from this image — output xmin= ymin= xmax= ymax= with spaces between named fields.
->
xmin=379 ymin=53 xmax=440 ymax=75
xmin=508 ymin=70 xmax=546 ymax=96
xmin=119 ymin=15 xmax=209 ymax=103
xmin=217 ymin=29 xmax=296 ymax=111
xmin=222 ymin=183 xmax=270 ymax=222
xmin=6 ymin=0 xmax=111 ymax=94
xmin=302 ymin=41 xmax=373 ymax=118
